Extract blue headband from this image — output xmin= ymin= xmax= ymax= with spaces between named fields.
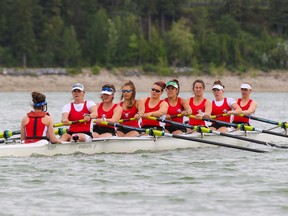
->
xmin=34 ymin=101 xmax=47 ymax=107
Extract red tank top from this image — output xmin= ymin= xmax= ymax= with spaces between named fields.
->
xmin=97 ymin=102 xmax=118 ymax=128
xmin=212 ymin=98 xmax=231 ymax=123
xmin=120 ymin=101 xmax=139 ymax=128
xmin=142 ymin=97 xmax=164 ymax=127
xmin=165 ymin=97 xmax=183 ymax=124
xmin=188 ymin=97 xmax=207 ymax=126
xmin=233 ymin=98 xmax=253 ymax=124
xmin=25 ymin=111 xmax=48 ymax=143
xmin=69 ymin=101 xmax=91 ymax=133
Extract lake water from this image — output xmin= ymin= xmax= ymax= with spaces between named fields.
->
xmin=0 ymin=92 xmax=288 ymax=216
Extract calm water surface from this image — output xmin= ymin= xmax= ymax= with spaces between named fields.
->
xmin=0 ymin=92 xmax=288 ymax=216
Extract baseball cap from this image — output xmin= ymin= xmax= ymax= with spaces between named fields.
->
xmin=71 ymin=83 xmax=85 ymax=91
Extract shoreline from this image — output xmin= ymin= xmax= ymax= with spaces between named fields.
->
xmin=0 ymin=70 xmax=287 ymax=92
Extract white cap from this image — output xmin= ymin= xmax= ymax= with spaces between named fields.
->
xmin=71 ymin=83 xmax=85 ymax=91
xmin=212 ymin=84 xmax=224 ymax=90
xmin=240 ymin=83 xmax=252 ymax=89
xmin=101 ymin=87 xmax=114 ymax=95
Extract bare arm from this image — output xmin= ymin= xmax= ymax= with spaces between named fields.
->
xmin=143 ymin=101 xmax=168 ymax=118
xmin=108 ymin=105 xmax=123 ymax=123
xmin=94 ymin=105 xmax=123 ymax=124
xmin=228 ymin=103 xmax=242 ymax=115
xmin=20 ymin=116 xmax=28 ymax=140
xmin=45 ymin=116 xmax=61 ymax=144
xmin=203 ymin=100 xmax=212 ymax=118
xmin=181 ymin=98 xmax=192 ymax=116
xmin=242 ymin=101 xmax=257 ymax=115
xmin=135 ymin=99 xmax=145 ymax=119
xmin=89 ymin=104 xmax=98 ymax=119
xmin=61 ymin=112 xmax=70 ymax=126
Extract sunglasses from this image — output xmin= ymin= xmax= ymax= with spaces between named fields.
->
xmin=151 ymin=88 xmax=161 ymax=93
xmin=122 ymin=89 xmax=133 ymax=93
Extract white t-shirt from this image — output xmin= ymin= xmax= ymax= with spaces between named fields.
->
xmin=62 ymin=101 xmax=96 ymax=114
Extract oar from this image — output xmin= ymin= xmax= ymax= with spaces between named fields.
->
xmin=196 ymin=125 xmax=288 ymax=149
xmin=148 ymin=116 xmax=287 ymax=149
xmin=0 ymin=127 xmax=67 ymax=144
xmin=0 ymin=130 xmax=21 ymax=139
xmin=54 ymin=117 xmax=137 ymax=127
xmin=239 ymin=114 xmax=288 ymax=129
xmin=194 ymin=116 xmax=288 ymax=138
xmin=53 ymin=119 xmax=86 ymax=127
xmin=102 ymin=121 xmax=267 ymax=153
xmin=117 ymin=118 xmax=136 ymax=123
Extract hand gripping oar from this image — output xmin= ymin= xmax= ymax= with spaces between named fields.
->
xmin=104 ymin=121 xmax=266 ymax=153
xmin=239 ymin=114 xmax=288 ymax=129
xmin=53 ymin=119 xmax=86 ymax=127
xmin=148 ymin=116 xmax=287 ymax=149
xmin=54 ymin=117 xmax=137 ymax=127
xmin=195 ymin=116 xmax=288 ymax=138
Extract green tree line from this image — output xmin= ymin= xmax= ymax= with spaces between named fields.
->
xmin=1 ymin=0 xmax=288 ymax=74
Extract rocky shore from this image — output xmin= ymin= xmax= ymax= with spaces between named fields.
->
xmin=0 ymin=70 xmax=287 ymax=92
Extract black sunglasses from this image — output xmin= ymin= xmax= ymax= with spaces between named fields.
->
xmin=122 ymin=89 xmax=133 ymax=93
xmin=151 ymin=88 xmax=161 ymax=93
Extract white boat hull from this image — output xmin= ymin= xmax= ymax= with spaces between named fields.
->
xmin=0 ymin=135 xmax=217 ymax=157
xmin=0 ymin=129 xmax=287 ymax=157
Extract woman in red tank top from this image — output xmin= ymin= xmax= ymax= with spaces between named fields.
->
xmin=93 ymin=84 xmax=123 ymax=138
xmin=233 ymin=82 xmax=257 ymax=125
xmin=60 ymin=83 xmax=98 ymax=142
xmin=117 ymin=80 xmax=144 ymax=137
xmin=21 ymin=92 xmax=60 ymax=144
xmin=188 ymin=79 xmax=212 ymax=127
xmin=140 ymin=81 xmax=168 ymax=130
xmin=164 ymin=79 xmax=191 ymax=134
xmin=210 ymin=80 xmax=242 ymax=132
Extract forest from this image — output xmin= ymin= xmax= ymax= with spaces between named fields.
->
xmin=0 ymin=0 xmax=288 ymax=75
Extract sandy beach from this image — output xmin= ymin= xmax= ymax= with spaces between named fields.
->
xmin=0 ymin=69 xmax=287 ymax=92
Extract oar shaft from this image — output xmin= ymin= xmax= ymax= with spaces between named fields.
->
xmin=0 ymin=130 xmax=21 ymax=139
xmin=261 ymin=129 xmax=288 ymax=138
xmin=200 ymin=116 xmax=288 ymax=139
xmin=146 ymin=116 xmax=267 ymax=153
xmin=171 ymin=134 xmax=266 ymax=153
xmin=214 ymin=130 xmax=288 ymax=149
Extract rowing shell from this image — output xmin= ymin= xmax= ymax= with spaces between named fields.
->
xmin=1 ymin=128 xmax=287 ymax=157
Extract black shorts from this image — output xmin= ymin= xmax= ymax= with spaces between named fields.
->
xmin=116 ymin=127 xmax=141 ymax=135
xmin=232 ymin=121 xmax=250 ymax=126
xmin=165 ymin=125 xmax=187 ymax=134
xmin=93 ymin=125 xmax=116 ymax=136
xmin=141 ymin=125 xmax=164 ymax=131
xmin=67 ymin=131 xmax=93 ymax=138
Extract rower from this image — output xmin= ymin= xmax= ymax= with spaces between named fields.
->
xmin=233 ymin=82 xmax=257 ymax=125
xmin=21 ymin=92 xmax=61 ymax=144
